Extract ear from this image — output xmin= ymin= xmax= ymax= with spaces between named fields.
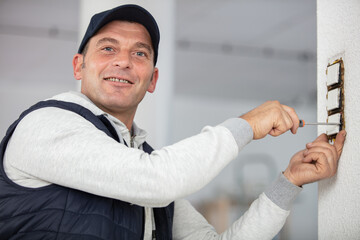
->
xmin=147 ymin=67 xmax=159 ymax=93
xmin=73 ymin=54 xmax=84 ymax=80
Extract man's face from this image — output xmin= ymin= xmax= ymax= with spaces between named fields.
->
xmin=73 ymin=20 xmax=158 ymax=118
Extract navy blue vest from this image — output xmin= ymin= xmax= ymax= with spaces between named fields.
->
xmin=0 ymin=100 xmax=174 ymax=240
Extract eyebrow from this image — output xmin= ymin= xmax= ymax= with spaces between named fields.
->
xmin=135 ymin=42 xmax=153 ymax=54
xmin=96 ymin=37 xmax=152 ymax=54
xmin=96 ymin=37 xmax=119 ymax=47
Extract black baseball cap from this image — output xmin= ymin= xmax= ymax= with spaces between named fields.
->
xmin=78 ymin=4 xmax=160 ymax=65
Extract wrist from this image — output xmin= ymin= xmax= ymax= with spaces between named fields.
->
xmin=264 ymin=173 xmax=302 ymax=210
xmin=283 ymin=170 xmax=302 ymax=187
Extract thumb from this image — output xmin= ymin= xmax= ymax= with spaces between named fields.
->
xmin=313 ymin=133 xmax=328 ymax=143
xmin=334 ymin=130 xmax=346 ymax=156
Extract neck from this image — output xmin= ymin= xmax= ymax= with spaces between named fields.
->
xmin=116 ymin=115 xmax=134 ymax=133
xmin=106 ymin=109 xmax=135 ymax=132
xmin=88 ymin=99 xmax=136 ymax=132
xmin=81 ymin=93 xmax=137 ymax=132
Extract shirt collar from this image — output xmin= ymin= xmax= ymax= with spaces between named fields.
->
xmin=51 ymin=91 xmax=148 ymax=145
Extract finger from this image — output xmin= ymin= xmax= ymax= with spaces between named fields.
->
xmin=269 ymin=127 xmax=287 ymax=137
xmin=301 ymin=152 xmax=337 ymax=183
xmin=308 ymin=131 xmax=346 ymax=165
xmin=281 ymin=104 xmax=299 ymax=134
xmin=312 ymin=133 xmax=328 ymax=143
xmin=269 ymin=107 xmax=294 ymax=137
xmin=306 ymin=141 xmax=337 ymax=160
xmin=303 ymin=152 xmax=322 ymax=166
xmin=269 ymin=121 xmax=289 ymax=136
xmin=305 ymin=134 xmax=329 ymax=149
xmin=302 ymin=150 xmax=314 ymax=163
xmin=281 ymin=109 xmax=294 ymax=131
xmin=304 ymin=150 xmax=338 ymax=177
xmin=303 ymin=146 xmax=334 ymax=166
xmin=333 ymin=130 xmax=346 ymax=156
xmin=303 ymin=152 xmax=333 ymax=175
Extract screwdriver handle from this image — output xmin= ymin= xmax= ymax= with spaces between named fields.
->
xmin=299 ymin=119 xmax=305 ymax=127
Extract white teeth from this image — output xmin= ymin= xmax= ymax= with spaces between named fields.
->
xmin=106 ymin=78 xmax=130 ymax=83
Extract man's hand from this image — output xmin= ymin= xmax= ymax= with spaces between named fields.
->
xmin=240 ymin=101 xmax=299 ymax=140
xmin=284 ymin=130 xmax=346 ymax=186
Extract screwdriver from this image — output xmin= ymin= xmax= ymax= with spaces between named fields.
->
xmin=299 ymin=119 xmax=340 ymax=127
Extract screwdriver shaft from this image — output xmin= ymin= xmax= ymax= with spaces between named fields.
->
xmin=299 ymin=119 xmax=339 ymax=127
xmin=305 ymin=122 xmax=339 ymax=126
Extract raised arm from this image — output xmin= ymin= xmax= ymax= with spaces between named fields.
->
xmin=4 ymin=100 xmax=303 ymax=208
xmin=240 ymin=100 xmax=299 ymax=139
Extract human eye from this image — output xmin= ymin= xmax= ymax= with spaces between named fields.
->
xmin=102 ymin=46 xmax=114 ymax=52
xmin=135 ymin=51 xmax=146 ymax=57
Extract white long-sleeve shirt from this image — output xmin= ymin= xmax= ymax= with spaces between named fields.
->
xmin=3 ymin=91 xmax=301 ymax=239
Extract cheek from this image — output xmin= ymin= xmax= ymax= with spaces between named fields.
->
xmin=80 ymin=67 xmax=100 ymax=94
xmin=139 ymin=65 xmax=155 ymax=82
xmin=87 ymin=60 xmax=102 ymax=75
xmin=86 ymin=54 xmax=110 ymax=73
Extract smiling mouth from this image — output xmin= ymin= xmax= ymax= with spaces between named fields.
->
xmin=104 ymin=77 xmax=133 ymax=84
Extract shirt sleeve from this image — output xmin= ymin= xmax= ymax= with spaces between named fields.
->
xmin=172 ymin=174 xmax=302 ymax=240
xmin=4 ymin=108 xmax=253 ymax=208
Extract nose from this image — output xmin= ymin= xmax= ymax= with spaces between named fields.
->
xmin=112 ymin=51 xmax=132 ymax=69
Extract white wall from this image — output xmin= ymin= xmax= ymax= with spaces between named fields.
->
xmin=317 ymin=0 xmax=360 ymax=239
xmin=0 ymin=1 xmax=321 ymax=239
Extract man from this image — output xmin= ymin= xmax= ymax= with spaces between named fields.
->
xmin=0 ymin=4 xmax=345 ymax=240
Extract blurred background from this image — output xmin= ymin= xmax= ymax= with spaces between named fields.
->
xmin=0 ymin=0 xmax=318 ymax=239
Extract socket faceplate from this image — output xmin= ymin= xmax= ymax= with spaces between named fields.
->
xmin=326 ymin=59 xmax=345 ymax=141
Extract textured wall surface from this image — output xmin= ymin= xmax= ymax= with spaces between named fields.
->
xmin=317 ymin=0 xmax=360 ymax=239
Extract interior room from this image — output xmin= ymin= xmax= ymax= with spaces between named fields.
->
xmin=0 ymin=0 xmax=319 ymax=239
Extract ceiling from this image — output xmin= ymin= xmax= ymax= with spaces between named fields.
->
xmin=174 ymin=0 xmax=317 ymax=105
xmin=0 ymin=0 xmax=317 ymax=106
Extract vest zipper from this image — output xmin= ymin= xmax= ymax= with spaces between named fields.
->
xmin=130 ymin=135 xmax=136 ymax=148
